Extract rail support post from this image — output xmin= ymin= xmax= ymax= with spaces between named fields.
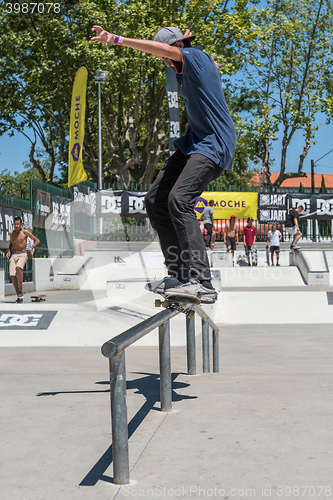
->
xmin=186 ymin=313 xmax=196 ymax=375
xmin=202 ymin=318 xmax=210 ymax=373
xmin=159 ymin=321 xmax=172 ymax=411
xmin=109 ymin=351 xmax=130 ymax=484
xmin=212 ymin=329 xmax=219 ymax=373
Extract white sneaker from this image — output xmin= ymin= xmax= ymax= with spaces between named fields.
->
xmin=165 ymin=279 xmax=218 ymax=304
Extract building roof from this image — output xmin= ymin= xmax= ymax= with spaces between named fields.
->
xmin=250 ymin=172 xmax=333 ymax=188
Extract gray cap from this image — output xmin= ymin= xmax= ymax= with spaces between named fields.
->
xmin=154 ymin=26 xmax=196 ymax=45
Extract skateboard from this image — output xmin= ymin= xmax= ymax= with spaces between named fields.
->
xmin=30 ymin=294 xmax=46 ymax=302
xmin=266 ymin=245 xmax=270 ymax=266
xmin=155 ymin=294 xmax=199 ymax=318
xmin=251 ymin=245 xmax=258 ymax=266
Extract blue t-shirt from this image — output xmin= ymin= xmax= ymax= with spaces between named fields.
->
xmin=171 ymin=47 xmax=236 ymax=170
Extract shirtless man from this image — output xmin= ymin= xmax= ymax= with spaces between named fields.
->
xmin=224 ymin=215 xmax=238 ymax=259
xmin=6 ymin=216 xmax=40 ymax=303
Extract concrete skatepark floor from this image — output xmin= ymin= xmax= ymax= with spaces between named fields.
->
xmin=1 ymin=324 xmax=333 ymax=500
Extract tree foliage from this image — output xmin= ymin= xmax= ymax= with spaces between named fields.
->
xmin=240 ymin=0 xmax=333 ymax=188
xmin=0 ymin=0 xmax=255 ymax=186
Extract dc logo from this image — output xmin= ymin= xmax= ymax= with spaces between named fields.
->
xmin=0 ymin=314 xmax=43 ymax=327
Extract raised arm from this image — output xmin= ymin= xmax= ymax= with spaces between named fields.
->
xmin=90 ymin=25 xmax=182 ymax=61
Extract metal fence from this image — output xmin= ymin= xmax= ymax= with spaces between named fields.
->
xmin=0 ymin=250 xmax=33 ymax=284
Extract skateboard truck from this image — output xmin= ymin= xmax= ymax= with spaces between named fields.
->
xmin=155 ymin=298 xmax=195 ymax=319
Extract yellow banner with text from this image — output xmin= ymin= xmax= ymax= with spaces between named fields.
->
xmin=194 ymin=192 xmax=258 ymax=220
xmin=68 ymin=66 xmax=88 ymax=188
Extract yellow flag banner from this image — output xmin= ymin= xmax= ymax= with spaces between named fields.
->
xmin=194 ymin=192 xmax=258 ymax=220
xmin=68 ymin=67 xmax=88 ymax=188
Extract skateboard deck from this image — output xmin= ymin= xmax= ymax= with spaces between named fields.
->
xmin=266 ymin=245 xmax=270 ymax=266
xmin=30 ymin=295 xmax=46 ymax=302
xmin=251 ymin=246 xmax=258 ymax=266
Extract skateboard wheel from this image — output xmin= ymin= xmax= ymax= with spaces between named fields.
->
xmin=187 ymin=311 xmax=195 ymax=319
xmin=162 ymin=300 xmax=169 ymax=308
xmin=155 ymin=299 xmax=161 ymax=307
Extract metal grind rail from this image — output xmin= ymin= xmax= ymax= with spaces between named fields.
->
xmin=101 ymin=304 xmax=219 ymax=485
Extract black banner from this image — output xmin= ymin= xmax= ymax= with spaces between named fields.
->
xmin=258 ymin=193 xmax=333 ymax=222
xmin=258 ymin=193 xmax=288 ymax=223
xmin=97 ymin=190 xmax=147 ymax=218
xmin=0 ymin=206 xmax=23 ymax=248
xmin=288 ymin=194 xmax=333 ymax=220
xmin=34 ymin=189 xmax=72 ymax=230
xmin=46 ymin=195 xmax=72 ymax=232
xmin=165 ymin=66 xmax=180 ymax=154
xmin=73 ymin=183 xmax=96 ymax=216
xmin=33 ymin=189 xmax=52 ymax=228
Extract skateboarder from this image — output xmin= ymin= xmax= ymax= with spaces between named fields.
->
xmin=242 ymin=217 xmax=256 ymax=266
xmin=285 ymin=205 xmax=304 ymax=250
xmin=266 ymin=224 xmax=282 ymax=266
xmin=224 ymin=215 xmax=238 ymax=260
xmin=201 ymin=200 xmax=215 ymax=249
xmin=6 ymin=216 xmax=40 ymax=303
xmin=91 ymin=25 xmax=237 ymax=303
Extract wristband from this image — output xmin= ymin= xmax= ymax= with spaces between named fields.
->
xmin=113 ymin=35 xmax=124 ymax=46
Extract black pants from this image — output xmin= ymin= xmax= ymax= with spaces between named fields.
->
xmin=204 ymin=223 xmax=213 ymax=247
xmin=145 ymin=150 xmax=222 ymax=282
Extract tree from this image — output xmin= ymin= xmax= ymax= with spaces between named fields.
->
xmin=241 ymin=0 xmax=333 ymax=188
xmin=320 ymin=174 xmax=327 ymax=194
xmin=0 ymin=163 xmax=43 ymax=199
xmin=0 ymin=0 xmax=256 ymax=186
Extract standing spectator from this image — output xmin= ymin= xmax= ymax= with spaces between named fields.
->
xmin=267 ymin=224 xmax=282 ymax=266
xmin=285 ymin=206 xmax=304 ymax=250
xmin=6 ymin=216 xmax=40 ymax=303
xmin=224 ymin=215 xmax=238 ymax=260
xmin=201 ymin=200 xmax=215 ymax=249
xmin=243 ymin=217 xmax=256 ymax=266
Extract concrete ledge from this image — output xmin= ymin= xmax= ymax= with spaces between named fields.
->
xmin=5 ymin=281 xmax=35 ymax=296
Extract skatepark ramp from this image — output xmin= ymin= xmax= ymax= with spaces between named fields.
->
xmin=290 ymin=250 xmax=329 ymax=286
xmin=100 ymin=304 xmax=219 ymax=485
xmin=53 ymin=256 xmax=94 ymax=289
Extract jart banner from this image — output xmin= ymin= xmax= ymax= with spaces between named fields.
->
xmin=68 ymin=67 xmax=88 ymax=188
xmin=258 ymin=193 xmax=288 ymax=223
xmin=194 ymin=192 xmax=258 ymax=220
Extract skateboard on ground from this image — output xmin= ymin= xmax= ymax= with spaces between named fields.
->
xmin=30 ymin=294 xmax=46 ymax=302
xmin=155 ymin=293 xmax=199 ymax=318
xmin=251 ymin=245 xmax=258 ymax=266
